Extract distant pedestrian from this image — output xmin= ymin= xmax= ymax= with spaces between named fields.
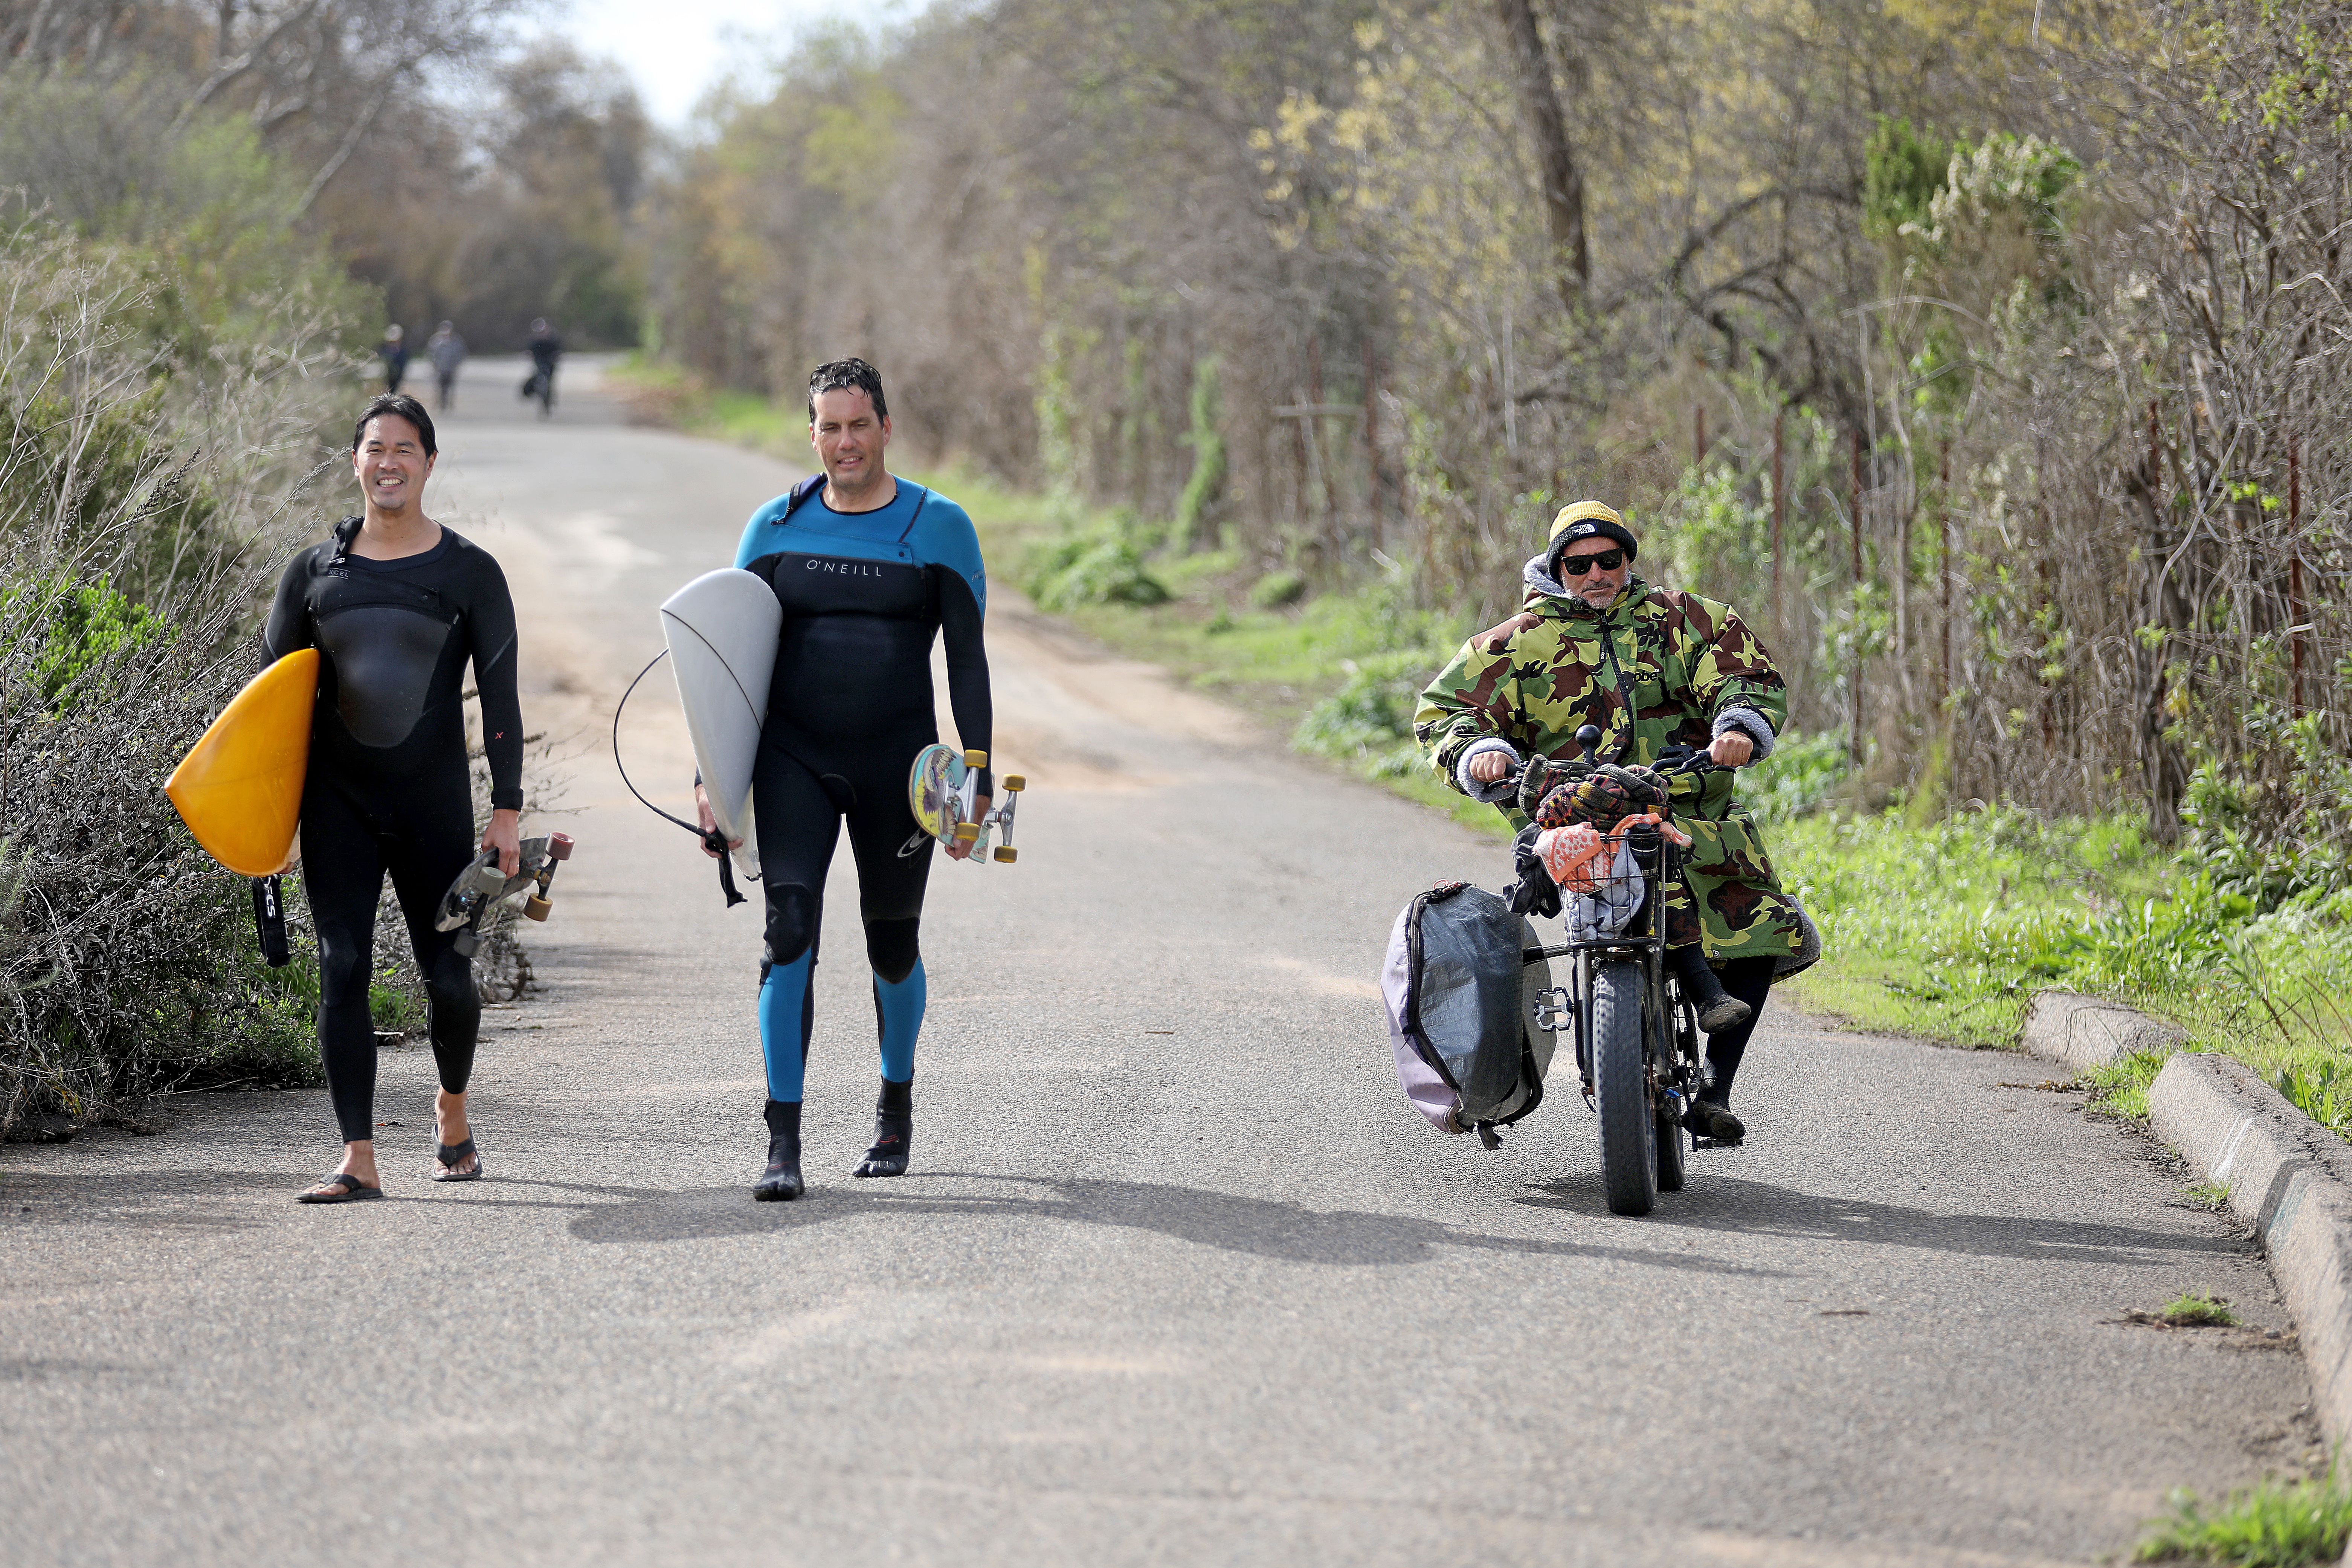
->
xmin=377 ymin=324 xmax=409 ymax=395
xmin=427 ymin=321 xmax=467 ymax=412
xmin=524 ymin=318 xmax=561 ymax=418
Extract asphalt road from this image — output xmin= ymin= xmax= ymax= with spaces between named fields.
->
xmin=0 ymin=357 xmax=2316 ymax=1566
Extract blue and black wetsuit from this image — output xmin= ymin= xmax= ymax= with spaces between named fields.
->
xmin=265 ymin=520 xmax=523 ymax=1144
xmin=734 ymin=477 xmax=990 ymax=1106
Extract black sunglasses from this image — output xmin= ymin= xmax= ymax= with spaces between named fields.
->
xmin=1557 ymin=548 xmax=1624 ymax=576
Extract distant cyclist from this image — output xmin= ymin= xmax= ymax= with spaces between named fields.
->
xmin=1417 ymin=501 xmax=1812 ymax=1144
xmin=525 ymin=318 xmax=560 ymax=418
xmin=694 ymin=358 xmax=992 ymax=1202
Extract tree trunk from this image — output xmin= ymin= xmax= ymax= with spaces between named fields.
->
xmin=1493 ymin=0 xmax=1588 ymax=311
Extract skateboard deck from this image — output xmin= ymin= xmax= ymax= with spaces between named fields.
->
xmin=907 ymin=745 xmax=1026 ymax=863
xmin=435 ymin=833 xmax=573 ymax=956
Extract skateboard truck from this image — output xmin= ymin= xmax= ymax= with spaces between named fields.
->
xmin=434 ymin=832 xmax=574 ymax=957
xmin=955 ymin=751 xmax=1026 ymax=865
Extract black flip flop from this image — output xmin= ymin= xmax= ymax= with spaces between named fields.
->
xmin=296 ymin=1173 xmax=384 ymax=1204
xmin=432 ymin=1135 xmax=483 ymax=1183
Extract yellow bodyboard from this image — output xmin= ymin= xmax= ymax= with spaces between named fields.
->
xmin=165 ymin=649 xmax=318 ymax=876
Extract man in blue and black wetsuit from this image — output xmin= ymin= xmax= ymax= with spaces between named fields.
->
xmin=696 ymin=358 xmax=992 ymax=1201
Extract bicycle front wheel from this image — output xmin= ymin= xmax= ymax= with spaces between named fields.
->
xmin=1591 ymin=959 xmax=1656 ymax=1216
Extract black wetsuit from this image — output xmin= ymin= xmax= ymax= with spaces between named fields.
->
xmin=265 ymin=521 xmax=523 ymax=1144
xmin=732 ymin=478 xmax=990 ymax=1100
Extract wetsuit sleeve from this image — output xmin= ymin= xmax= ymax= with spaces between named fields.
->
xmin=262 ymin=551 xmax=314 ymax=660
xmin=466 ymin=554 xmax=527 ymax=812
xmin=938 ymin=570 xmax=993 ymax=795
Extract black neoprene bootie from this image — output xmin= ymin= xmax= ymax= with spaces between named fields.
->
xmin=853 ymin=1076 xmax=912 ymax=1178
xmin=1671 ymin=946 xmax=1753 ymax=1035
xmin=755 ymin=1099 xmax=804 ymax=1201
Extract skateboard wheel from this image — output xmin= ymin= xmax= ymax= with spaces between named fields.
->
xmin=952 ymin=823 xmax=980 ymax=843
xmin=548 ymin=833 xmax=574 ymax=861
xmin=963 ymin=749 xmax=988 ymax=769
xmin=524 ymin=895 xmax=553 ymax=922
xmin=1003 ymin=774 xmax=1026 ymax=791
xmin=993 ymin=846 xmax=1018 ymax=863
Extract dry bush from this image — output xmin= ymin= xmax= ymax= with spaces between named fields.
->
xmin=0 ymin=213 xmax=356 ymax=1134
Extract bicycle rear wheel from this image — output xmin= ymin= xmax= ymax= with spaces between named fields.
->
xmin=1591 ymin=959 xmax=1656 ymax=1216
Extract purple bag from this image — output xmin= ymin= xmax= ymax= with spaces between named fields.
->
xmin=1381 ymin=881 xmax=1556 ymax=1137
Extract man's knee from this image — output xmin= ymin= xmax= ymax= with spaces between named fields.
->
xmin=422 ymin=945 xmax=479 ymax=1018
xmin=865 ymin=917 xmax=921 ymax=985
xmin=764 ymin=884 xmax=820 ymax=968
xmin=314 ymin=931 xmax=372 ymax=1007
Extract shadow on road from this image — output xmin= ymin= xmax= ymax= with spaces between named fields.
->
xmin=0 ymin=1168 xmax=293 ymax=1231
xmin=1517 ymin=1172 xmax=2246 ymax=1264
xmin=551 ymin=1171 xmax=1793 ymax=1276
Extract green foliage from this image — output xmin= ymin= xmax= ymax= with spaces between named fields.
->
xmin=1863 ymin=116 xmax=1954 ymax=240
xmin=2160 ymin=1291 xmax=2239 ymax=1328
xmin=2085 ymin=1048 xmax=2170 ymax=1121
xmin=1025 ymin=513 xmax=1171 ymax=610
xmin=1173 ymin=354 xmax=1226 ymax=551
xmin=2276 ymin=1060 xmax=2352 ymax=1135
xmin=1250 ymin=569 xmax=1307 ymax=609
xmin=0 ymin=575 xmax=165 ymax=710
xmin=2136 ymin=1467 xmax=2352 ymax=1566
xmin=1293 ymin=650 xmax=1449 ymax=779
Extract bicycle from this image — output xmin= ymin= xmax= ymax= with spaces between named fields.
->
xmin=1511 ymin=725 xmax=1721 ymax=1217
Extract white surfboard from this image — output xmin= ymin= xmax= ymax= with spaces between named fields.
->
xmin=659 ymin=568 xmax=778 ymax=882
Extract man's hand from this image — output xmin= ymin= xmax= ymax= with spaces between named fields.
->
xmin=945 ymin=797 xmax=991 ymax=861
xmin=482 ymin=808 xmax=522 ymax=877
xmin=1709 ymin=730 xmax=1755 ymax=768
xmin=694 ymin=783 xmax=742 ymax=860
xmin=1468 ymin=751 xmax=1514 ymax=784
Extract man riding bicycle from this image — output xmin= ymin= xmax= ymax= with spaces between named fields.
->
xmin=1415 ymin=501 xmax=1809 ymax=1144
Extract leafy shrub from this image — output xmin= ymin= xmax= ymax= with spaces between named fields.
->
xmin=1025 ymin=513 xmax=1169 ymax=610
xmin=1250 ymin=569 xmax=1306 ymax=609
xmin=1293 ymin=650 xmax=1451 ymax=780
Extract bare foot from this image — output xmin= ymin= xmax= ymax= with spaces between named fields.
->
xmin=298 ymin=1141 xmax=381 ymax=1202
xmin=433 ymin=1089 xmax=478 ymax=1178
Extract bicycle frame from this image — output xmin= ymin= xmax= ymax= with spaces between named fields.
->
xmin=1528 ymin=827 xmax=1709 ymax=1123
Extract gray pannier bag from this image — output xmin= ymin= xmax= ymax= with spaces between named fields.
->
xmin=1381 ymin=881 xmax=1557 ymax=1145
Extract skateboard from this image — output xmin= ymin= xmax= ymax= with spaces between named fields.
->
xmin=907 ymin=745 xmax=1025 ymax=863
xmin=433 ymin=832 xmax=574 ymax=956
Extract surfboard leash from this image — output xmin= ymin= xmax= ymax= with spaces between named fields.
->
xmin=614 ymin=650 xmax=748 ymax=907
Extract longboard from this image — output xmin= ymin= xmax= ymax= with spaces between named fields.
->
xmin=165 ymin=649 xmax=318 ymax=876
xmin=434 ymin=833 xmax=573 ymax=957
xmin=659 ymin=569 xmax=778 ymax=881
xmin=907 ymin=744 xmax=1025 ymax=863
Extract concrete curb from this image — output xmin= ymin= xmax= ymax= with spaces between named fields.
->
xmin=2145 ymin=1052 xmax=2352 ymax=1450
xmin=2017 ymin=989 xmax=2185 ymax=1071
xmin=2021 ymin=995 xmax=2352 ymax=1476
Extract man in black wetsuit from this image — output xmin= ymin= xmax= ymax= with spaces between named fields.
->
xmin=266 ymin=393 xmax=527 ymax=1202
xmin=695 ymin=358 xmax=992 ymax=1201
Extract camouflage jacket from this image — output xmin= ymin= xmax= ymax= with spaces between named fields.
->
xmin=1414 ymin=566 xmax=1801 ymax=960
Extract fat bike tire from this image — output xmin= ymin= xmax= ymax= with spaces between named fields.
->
xmin=1592 ymin=960 xmax=1657 ymax=1216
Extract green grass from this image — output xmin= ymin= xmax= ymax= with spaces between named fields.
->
xmin=2136 ymin=1469 xmax=2352 ymax=1565
xmin=2160 ymin=1291 xmax=2239 ymax=1327
xmin=2180 ymin=1179 xmax=2234 ymax=1212
xmin=621 ymin=376 xmax=2352 ymax=1122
